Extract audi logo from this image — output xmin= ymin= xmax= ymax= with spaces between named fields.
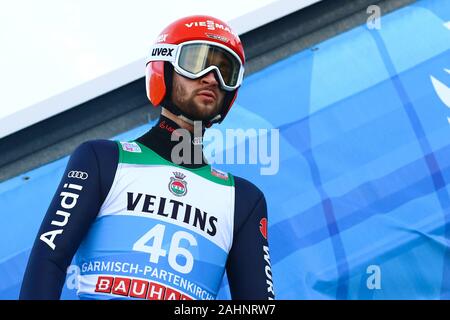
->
xmin=68 ymin=171 xmax=89 ymax=180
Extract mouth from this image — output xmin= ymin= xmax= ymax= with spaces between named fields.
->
xmin=197 ymin=89 xmax=216 ymax=100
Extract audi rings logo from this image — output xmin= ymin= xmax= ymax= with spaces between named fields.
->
xmin=68 ymin=171 xmax=89 ymax=180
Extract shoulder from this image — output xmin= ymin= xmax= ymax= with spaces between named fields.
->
xmin=69 ymin=140 xmax=119 ymax=176
xmin=233 ymin=175 xmax=265 ymax=203
xmin=233 ymin=175 xmax=266 ymax=232
xmin=73 ymin=139 xmax=118 ymax=156
xmin=70 ymin=139 xmax=119 ymax=164
xmin=70 ymin=140 xmax=119 ymax=199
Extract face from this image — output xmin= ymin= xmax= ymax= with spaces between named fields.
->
xmin=171 ymin=70 xmax=226 ymax=121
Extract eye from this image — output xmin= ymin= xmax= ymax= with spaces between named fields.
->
xmin=219 ymin=64 xmax=230 ymax=78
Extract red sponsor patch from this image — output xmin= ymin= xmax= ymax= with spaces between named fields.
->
xmin=147 ymin=282 xmax=166 ymax=300
xmin=260 ymin=218 xmax=268 ymax=240
xmin=165 ymin=287 xmax=181 ymax=300
xmin=95 ymin=276 xmax=114 ymax=293
xmin=112 ymin=277 xmax=131 ymax=296
xmin=94 ymin=276 xmax=194 ymax=300
xmin=130 ymin=279 xmax=149 ymax=299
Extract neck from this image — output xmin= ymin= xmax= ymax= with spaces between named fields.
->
xmin=135 ymin=114 xmax=208 ymax=169
xmin=161 ymin=108 xmax=195 ymax=133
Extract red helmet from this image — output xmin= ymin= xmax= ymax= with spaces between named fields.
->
xmin=145 ymin=15 xmax=245 ymax=127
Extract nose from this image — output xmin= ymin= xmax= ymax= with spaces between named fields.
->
xmin=201 ymin=70 xmax=219 ymax=86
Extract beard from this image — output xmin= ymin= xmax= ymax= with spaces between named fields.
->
xmin=172 ymin=80 xmax=224 ymax=121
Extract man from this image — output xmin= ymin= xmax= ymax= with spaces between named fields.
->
xmin=20 ymin=15 xmax=274 ymax=300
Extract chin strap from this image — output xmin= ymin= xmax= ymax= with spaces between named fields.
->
xmin=208 ymin=114 xmax=222 ymax=124
xmin=178 ymin=114 xmax=222 ymax=126
xmin=162 ymin=105 xmax=223 ymax=127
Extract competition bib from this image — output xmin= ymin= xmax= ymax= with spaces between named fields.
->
xmin=75 ymin=141 xmax=235 ymax=300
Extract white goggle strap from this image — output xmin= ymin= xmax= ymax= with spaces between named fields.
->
xmin=146 ymin=44 xmax=178 ymax=64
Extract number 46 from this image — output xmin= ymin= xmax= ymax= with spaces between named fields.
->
xmin=133 ymin=224 xmax=197 ymax=274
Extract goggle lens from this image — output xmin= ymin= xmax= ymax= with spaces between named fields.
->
xmin=178 ymin=43 xmax=241 ymax=87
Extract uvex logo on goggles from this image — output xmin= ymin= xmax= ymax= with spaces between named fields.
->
xmin=150 ymin=44 xmax=177 ymax=60
xmin=151 ymin=47 xmax=174 ymax=57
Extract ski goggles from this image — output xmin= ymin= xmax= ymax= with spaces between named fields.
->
xmin=147 ymin=40 xmax=244 ymax=91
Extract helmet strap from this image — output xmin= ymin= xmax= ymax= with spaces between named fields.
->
xmin=163 ymin=107 xmax=222 ymax=128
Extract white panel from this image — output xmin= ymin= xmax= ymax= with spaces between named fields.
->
xmin=0 ymin=0 xmax=321 ymax=138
